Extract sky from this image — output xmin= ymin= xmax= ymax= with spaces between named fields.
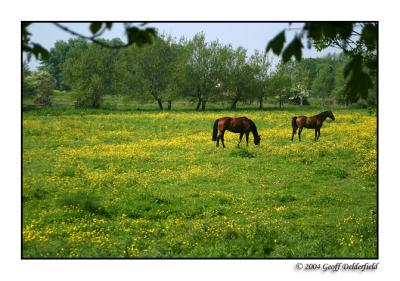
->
xmin=26 ymin=22 xmax=340 ymax=69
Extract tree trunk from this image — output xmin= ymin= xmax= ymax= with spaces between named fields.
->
xmin=259 ymin=96 xmax=263 ymax=109
xmin=231 ymin=96 xmax=240 ymax=110
xmin=167 ymin=100 xmax=172 ymax=110
xmin=92 ymin=93 xmax=101 ymax=108
xmin=201 ymin=100 xmax=207 ymax=111
xmin=157 ymin=99 xmax=163 ymax=110
xmin=196 ymin=98 xmax=201 ymax=111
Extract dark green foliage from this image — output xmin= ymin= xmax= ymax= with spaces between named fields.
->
xmin=126 ymin=26 xmax=157 ymax=47
xmin=61 ymin=44 xmax=116 ymax=108
xmin=89 ymin=22 xmax=103 ymax=34
xmin=344 ymin=55 xmax=373 ymax=102
xmin=282 ymin=36 xmax=303 ymax=62
xmin=266 ymin=31 xmax=286 ymax=55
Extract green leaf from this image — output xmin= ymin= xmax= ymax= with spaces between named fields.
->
xmin=266 ymin=31 xmax=286 ymax=55
xmin=105 ymin=22 xmax=113 ymax=30
xmin=305 ymin=22 xmax=353 ymax=41
xmin=90 ymin=22 xmax=103 ymax=34
xmin=126 ymin=27 xmax=156 ymax=47
xmin=282 ymin=37 xmax=303 ymax=62
xmin=361 ymin=23 xmax=377 ymax=51
xmin=31 ymin=43 xmax=49 ymax=61
xmin=344 ymin=55 xmax=373 ymax=101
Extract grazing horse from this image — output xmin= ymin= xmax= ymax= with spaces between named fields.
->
xmin=212 ymin=117 xmax=261 ymax=148
xmin=291 ymin=111 xmax=335 ymax=142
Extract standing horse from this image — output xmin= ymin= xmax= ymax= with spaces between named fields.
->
xmin=291 ymin=111 xmax=335 ymax=142
xmin=212 ymin=117 xmax=261 ymax=148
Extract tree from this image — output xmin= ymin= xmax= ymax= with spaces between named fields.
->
xmin=186 ymin=34 xmax=224 ymax=111
xmin=39 ymin=38 xmax=89 ymax=90
xmin=135 ymin=36 xmax=182 ymax=110
xmin=25 ymin=70 xmax=55 ymax=105
xmin=163 ymin=38 xmax=192 ymax=110
xmin=62 ymin=42 xmax=116 ymax=108
xmin=269 ymin=63 xmax=292 ymax=108
xmin=266 ymin=22 xmax=377 ymax=104
xmin=311 ymin=63 xmax=335 ymax=102
xmin=223 ymin=46 xmax=253 ymax=110
xmin=248 ymin=50 xmax=271 ymax=109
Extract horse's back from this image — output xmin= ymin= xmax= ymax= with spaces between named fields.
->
xmin=296 ymin=115 xmax=319 ymax=128
xmin=218 ymin=116 xmax=251 ymax=133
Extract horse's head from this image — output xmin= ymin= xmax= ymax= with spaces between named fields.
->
xmin=254 ymin=135 xmax=261 ymax=145
xmin=327 ymin=111 xmax=335 ymax=120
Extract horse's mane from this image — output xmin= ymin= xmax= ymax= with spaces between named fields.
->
xmin=320 ymin=110 xmax=331 ymax=116
xmin=318 ymin=111 xmax=332 ymax=121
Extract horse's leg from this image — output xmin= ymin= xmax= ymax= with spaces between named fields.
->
xmin=292 ymin=127 xmax=298 ymax=142
xmin=315 ymin=129 xmax=318 ymax=141
xmin=245 ymin=132 xmax=249 ymax=146
xmin=221 ymin=131 xmax=226 ymax=148
xmin=238 ymin=132 xmax=244 ymax=147
xmin=317 ymin=128 xmax=321 ymax=140
xmin=298 ymin=127 xmax=303 ymax=142
xmin=216 ymin=130 xmax=223 ymax=147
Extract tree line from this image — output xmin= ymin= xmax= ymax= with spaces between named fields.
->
xmin=23 ymin=32 xmax=377 ymax=110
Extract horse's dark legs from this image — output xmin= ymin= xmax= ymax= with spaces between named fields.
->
xmin=315 ymin=129 xmax=318 ymax=141
xmin=292 ymin=128 xmax=298 ymax=142
xmin=298 ymin=127 xmax=303 ymax=142
xmin=245 ymin=132 xmax=249 ymax=146
xmin=216 ymin=130 xmax=223 ymax=147
xmin=238 ymin=132 xmax=244 ymax=147
xmin=221 ymin=133 xmax=226 ymax=148
xmin=317 ymin=128 xmax=321 ymax=140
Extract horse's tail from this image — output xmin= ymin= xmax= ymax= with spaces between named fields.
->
xmin=292 ymin=116 xmax=298 ymax=130
xmin=212 ymin=119 xmax=219 ymax=141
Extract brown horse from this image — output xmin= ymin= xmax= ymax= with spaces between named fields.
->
xmin=292 ymin=111 xmax=335 ymax=142
xmin=212 ymin=117 xmax=261 ymax=148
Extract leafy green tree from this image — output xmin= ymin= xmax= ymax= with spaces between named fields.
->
xmin=25 ymin=70 xmax=55 ymax=105
xmin=268 ymin=63 xmax=292 ymax=108
xmin=311 ymin=63 xmax=336 ymax=101
xmin=62 ymin=43 xmax=116 ymax=108
xmin=223 ymin=46 xmax=254 ymax=110
xmin=39 ymin=38 xmax=89 ymax=90
xmin=163 ymin=38 xmax=192 ymax=110
xmin=186 ymin=34 xmax=224 ymax=111
xmin=247 ymin=50 xmax=270 ymax=109
xmin=135 ymin=36 xmax=182 ymax=109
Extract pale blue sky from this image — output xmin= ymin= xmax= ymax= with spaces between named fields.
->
xmin=26 ymin=22 xmax=339 ymax=69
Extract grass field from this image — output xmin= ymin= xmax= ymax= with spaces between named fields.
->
xmin=22 ymin=108 xmax=377 ymax=258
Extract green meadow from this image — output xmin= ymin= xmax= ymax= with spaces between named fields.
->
xmin=22 ymin=108 xmax=377 ymax=258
